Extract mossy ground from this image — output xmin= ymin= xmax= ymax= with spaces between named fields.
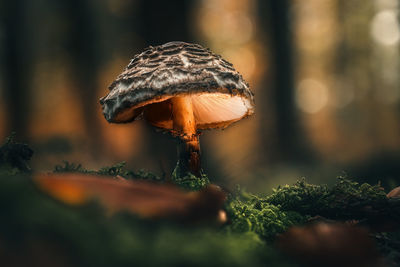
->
xmin=1 ymin=135 xmax=399 ymax=266
xmin=0 ymin=170 xmax=290 ymax=267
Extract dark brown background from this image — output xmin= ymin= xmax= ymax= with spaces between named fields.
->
xmin=1 ymin=0 xmax=399 ymax=191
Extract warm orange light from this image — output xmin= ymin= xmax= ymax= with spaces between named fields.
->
xmin=35 ymin=174 xmax=87 ymax=205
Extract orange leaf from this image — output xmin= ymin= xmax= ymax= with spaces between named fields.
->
xmin=34 ymin=173 xmax=226 ymax=222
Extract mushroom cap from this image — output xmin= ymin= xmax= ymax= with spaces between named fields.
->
xmin=100 ymin=41 xmax=255 ymax=130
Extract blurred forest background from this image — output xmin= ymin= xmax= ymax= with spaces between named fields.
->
xmin=1 ymin=0 xmax=400 ymax=191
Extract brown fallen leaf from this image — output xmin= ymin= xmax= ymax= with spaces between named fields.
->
xmin=34 ymin=173 xmax=226 ymax=222
xmin=387 ymin=186 xmax=400 ymax=198
xmin=277 ymin=222 xmax=384 ymax=267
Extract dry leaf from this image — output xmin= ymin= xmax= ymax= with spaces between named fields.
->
xmin=387 ymin=186 xmax=400 ymax=198
xmin=277 ymin=223 xmax=383 ymax=267
xmin=34 ymin=173 xmax=226 ymax=222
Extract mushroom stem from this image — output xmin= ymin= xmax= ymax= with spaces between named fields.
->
xmin=171 ymin=96 xmax=201 ymax=177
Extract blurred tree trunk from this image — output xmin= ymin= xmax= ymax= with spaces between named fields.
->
xmin=134 ymin=0 xmax=195 ymax=177
xmin=137 ymin=0 xmax=193 ymax=45
xmin=2 ymin=0 xmax=32 ymax=141
xmin=258 ymin=0 xmax=313 ymax=162
xmin=63 ymin=0 xmax=103 ymax=158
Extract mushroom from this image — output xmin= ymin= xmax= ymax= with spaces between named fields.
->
xmin=100 ymin=41 xmax=255 ymax=177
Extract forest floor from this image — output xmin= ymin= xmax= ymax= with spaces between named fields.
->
xmin=1 ymin=134 xmax=399 ymax=267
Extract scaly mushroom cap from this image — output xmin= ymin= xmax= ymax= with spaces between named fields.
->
xmin=100 ymin=41 xmax=255 ymax=130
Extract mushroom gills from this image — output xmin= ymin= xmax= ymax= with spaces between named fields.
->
xmin=143 ymin=93 xmax=251 ymax=129
xmin=191 ymin=93 xmax=250 ymax=127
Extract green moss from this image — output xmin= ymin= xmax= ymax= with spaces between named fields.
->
xmin=2 ymin=158 xmax=400 ymax=266
xmin=225 ymin=190 xmax=307 ymax=241
xmin=54 ymin=161 xmax=210 ymax=190
xmin=53 ymin=161 xmax=88 ymax=173
xmin=2 ymin=134 xmax=399 ymax=266
xmin=54 ymin=161 xmax=161 ymax=181
xmin=266 ymin=178 xmax=330 ymax=213
xmin=266 ymin=177 xmax=391 ymax=220
xmin=0 ymin=133 xmax=33 ymax=172
xmin=171 ymin=164 xmax=210 ymax=191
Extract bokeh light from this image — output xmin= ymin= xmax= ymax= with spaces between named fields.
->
xmin=370 ymin=10 xmax=400 ymax=46
xmin=296 ymin=79 xmax=329 ymax=114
